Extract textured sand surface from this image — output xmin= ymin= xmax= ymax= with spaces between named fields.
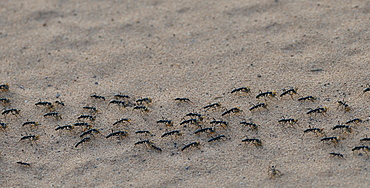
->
xmin=1 ymin=0 xmax=370 ymax=187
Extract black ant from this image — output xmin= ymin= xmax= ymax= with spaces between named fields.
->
xmin=208 ymin=135 xmax=226 ymax=142
xmin=194 ymin=127 xmax=215 ymax=134
xmin=180 ymin=119 xmax=199 ymax=126
xmin=0 ymin=122 xmax=7 ymax=130
xmin=150 ymin=144 xmax=162 ymax=152
xmin=0 ymin=84 xmax=9 ymax=91
xmin=90 ymin=94 xmax=105 ymax=100
xmin=106 ymin=131 xmax=128 ymax=138
xmin=352 ymin=146 xmax=370 ymax=154
xmin=44 ymin=112 xmax=62 ymax=119
xmin=109 ymin=100 xmax=128 ymax=107
xmin=133 ymin=106 xmax=149 ymax=112
xmin=35 ymin=101 xmax=53 ymax=108
xmin=321 ymin=136 xmax=339 ymax=146
xmin=210 ymin=120 xmax=228 ymax=128
xmin=231 ymin=87 xmax=250 ymax=94
xmin=77 ymin=115 xmax=96 ymax=121
xmin=20 ymin=135 xmax=40 ymax=146
xmin=241 ymin=138 xmax=262 ymax=147
xmin=2 ymin=109 xmax=20 ymax=116
xmin=278 ymin=118 xmax=298 ymax=126
xmin=221 ymin=107 xmax=241 ymax=116
xmin=80 ymin=129 xmax=100 ymax=137
xmin=256 ymin=91 xmax=277 ymax=99
xmin=303 ymin=128 xmax=325 ymax=136
xmin=157 ymin=119 xmax=173 ymax=126
xmin=360 ymin=86 xmax=370 ymax=96
xmin=136 ymin=98 xmax=152 ymax=105
xmin=161 ymin=130 xmax=181 ymax=138
xmin=175 ymin=98 xmax=191 ymax=102
xmin=332 ymin=124 xmax=351 ymax=133
xmin=134 ymin=140 xmax=152 ymax=146
xmin=203 ymin=102 xmax=221 ymax=111
xmin=249 ymin=103 xmax=267 ymax=111
xmin=329 ymin=152 xmax=344 ymax=158
xmin=0 ymin=98 xmax=10 ymax=104
xmin=360 ymin=135 xmax=370 ymax=142
xmin=75 ymin=137 xmax=91 ymax=148
xmin=337 ymin=100 xmax=350 ymax=111
xmin=135 ymin=130 xmax=153 ymax=136
xmin=74 ymin=122 xmax=92 ymax=129
xmin=185 ymin=113 xmax=204 ymax=120
xmin=54 ymin=100 xmax=65 ymax=106
xmin=114 ymin=94 xmax=130 ymax=99
xmin=240 ymin=121 xmax=258 ymax=131
xmin=298 ymin=96 xmax=317 ymax=102
xmin=83 ymin=106 xmax=98 ymax=113
xmin=280 ymin=88 xmax=298 ymax=98
xmin=181 ymin=142 xmax=200 ymax=151
xmin=345 ymin=118 xmax=363 ymax=124
xmin=307 ymin=107 xmax=328 ymax=115
xmin=55 ymin=125 xmax=73 ymax=131
xmin=22 ymin=121 xmax=40 ymax=127
xmin=17 ymin=161 xmax=31 ymax=166
xmin=113 ymin=118 xmax=131 ymax=126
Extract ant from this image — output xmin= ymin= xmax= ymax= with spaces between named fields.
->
xmin=180 ymin=119 xmax=199 ymax=126
xmin=83 ymin=106 xmax=98 ymax=113
xmin=80 ymin=129 xmax=100 ymax=137
xmin=303 ymin=128 xmax=325 ymax=136
xmin=352 ymin=146 xmax=370 ymax=155
xmin=256 ymin=91 xmax=277 ymax=99
xmin=0 ymin=122 xmax=7 ymax=130
xmin=231 ymin=87 xmax=250 ymax=94
xmin=161 ymin=130 xmax=181 ymax=138
xmin=0 ymin=84 xmax=9 ymax=91
xmin=332 ymin=124 xmax=352 ymax=133
xmin=22 ymin=121 xmax=40 ymax=127
xmin=135 ymin=130 xmax=153 ymax=136
xmin=249 ymin=103 xmax=267 ymax=111
xmin=136 ymin=98 xmax=152 ymax=105
xmin=208 ymin=135 xmax=226 ymax=142
xmin=0 ymin=98 xmax=10 ymax=104
xmin=181 ymin=142 xmax=200 ymax=151
xmin=321 ymin=136 xmax=339 ymax=146
xmin=345 ymin=118 xmax=363 ymax=124
xmin=17 ymin=161 xmax=31 ymax=166
xmin=133 ymin=106 xmax=149 ymax=112
xmin=210 ymin=120 xmax=228 ymax=128
xmin=35 ymin=101 xmax=53 ymax=108
xmin=54 ymin=101 xmax=65 ymax=106
xmin=114 ymin=94 xmax=130 ymax=99
xmin=194 ymin=127 xmax=215 ymax=134
xmin=240 ymin=121 xmax=258 ymax=131
xmin=77 ymin=115 xmax=96 ymax=121
xmin=44 ymin=112 xmax=62 ymax=119
xmin=90 ymin=94 xmax=105 ymax=100
xmin=55 ymin=125 xmax=73 ymax=131
xmin=360 ymin=135 xmax=370 ymax=142
xmin=150 ymin=144 xmax=162 ymax=152
xmin=360 ymin=86 xmax=370 ymax=96
xmin=307 ymin=107 xmax=328 ymax=115
xmin=106 ymin=131 xmax=128 ymax=138
xmin=74 ymin=122 xmax=92 ymax=129
xmin=298 ymin=96 xmax=317 ymax=102
xmin=157 ymin=119 xmax=173 ymax=126
xmin=337 ymin=100 xmax=350 ymax=111
xmin=268 ymin=166 xmax=283 ymax=179
xmin=175 ymin=98 xmax=191 ymax=102
xmin=109 ymin=100 xmax=128 ymax=107
xmin=278 ymin=118 xmax=298 ymax=126
xmin=203 ymin=102 xmax=221 ymax=111
xmin=134 ymin=140 xmax=152 ymax=146
xmin=242 ymin=137 xmax=262 ymax=147
xmin=75 ymin=137 xmax=91 ymax=148
xmin=185 ymin=113 xmax=204 ymax=120
xmin=113 ymin=118 xmax=131 ymax=126
xmin=280 ymin=88 xmax=298 ymax=98
xmin=20 ymin=135 xmax=40 ymax=146
xmin=2 ymin=109 xmax=20 ymax=116
xmin=221 ymin=107 xmax=241 ymax=116
xmin=329 ymin=152 xmax=344 ymax=158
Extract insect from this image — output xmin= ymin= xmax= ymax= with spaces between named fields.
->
xmin=256 ymin=91 xmax=276 ymax=99
xmin=133 ymin=106 xmax=149 ymax=112
xmin=22 ymin=121 xmax=40 ymax=127
xmin=360 ymin=87 xmax=370 ymax=96
xmin=0 ymin=84 xmax=9 ymax=91
xmin=345 ymin=118 xmax=363 ymax=124
xmin=180 ymin=119 xmax=199 ymax=126
xmin=161 ymin=130 xmax=181 ymax=138
xmin=90 ymin=94 xmax=105 ymax=100
xmin=303 ymin=128 xmax=325 ymax=136
xmin=249 ymin=103 xmax=267 ymax=111
xmin=2 ymin=109 xmax=20 ymax=116
xmin=135 ymin=130 xmax=153 ymax=136
xmin=307 ymin=107 xmax=328 ymax=115
xmin=106 ymin=131 xmax=128 ymax=138
xmin=203 ymin=102 xmax=221 ymax=111
xmin=332 ymin=124 xmax=351 ymax=133
xmin=73 ymin=122 xmax=92 ymax=129
xmin=134 ymin=140 xmax=152 ymax=146
xmin=185 ymin=113 xmax=204 ymax=120
xmin=80 ymin=129 xmax=100 ymax=137
xmin=35 ymin=101 xmax=53 ymax=108
xmin=109 ymin=100 xmax=127 ymax=107
xmin=17 ymin=161 xmax=31 ymax=166
xmin=150 ymin=144 xmax=162 ymax=152
xmin=210 ymin=120 xmax=228 ymax=127
xmin=55 ymin=125 xmax=73 ymax=131
xmin=337 ymin=100 xmax=350 ymax=111
xmin=83 ymin=106 xmax=98 ymax=113
xmin=268 ymin=166 xmax=283 ymax=179
xmin=75 ymin=137 xmax=91 ymax=148
xmin=136 ymin=98 xmax=152 ymax=105
xmin=114 ymin=94 xmax=130 ymax=99
xmin=77 ymin=115 xmax=96 ymax=121
xmin=221 ymin=107 xmax=241 ymax=116
xmin=329 ymin=152 xmax=344 ymax=158
xmin=360 ymin=136 xmax=370 ymax=142
xmin=280 ymin=88 xmax=298 ymax=98
xmin=0 ymin=98 xmax=10 ymax=104
xmin=175 ymin=98 xmax=191 ymax=102
xmin=278 ymin=118 xmax=298 ymax=125
xmin=208 ymin=135 xmax=226 ymax=142
xmin=240 ymin=121 xmax=258 ymax=130
xmin=352 ymin=145 xmax=370 ymax=154
xmin=231 ymin=87 xmax=250 ymax=94
xmin=298 ymin=96 xmax=317 ymax=102
xmin=181 ymin=142 xmax=200 ymax=151
xmin=54 ymin=100 xmax=65 ymax=106
xmin=44 ymin=112 xmax=62 ymax=119
xmin=194 ymin=127 xmax=215 ymax=134
xmin=20 ymin=135 xmax=39 ymax=141
xmin=113 ymin=118 xmax=131 ymax=126
xmin=321 ymin=136 xmax=339 ymax=145
xmin=0 ymin=122 xmax=7 ymax=130
xmin=157 ymin=119 xmax=173 ymax=126
xmin=242 ymin=138 xmax=262 ymax=147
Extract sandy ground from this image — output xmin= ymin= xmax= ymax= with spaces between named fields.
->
xmin=1 ymin=0 xmax=370 ymax=187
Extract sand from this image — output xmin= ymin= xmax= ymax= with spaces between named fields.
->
xmin=1 ymin=0 xmax=370 ymax=187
